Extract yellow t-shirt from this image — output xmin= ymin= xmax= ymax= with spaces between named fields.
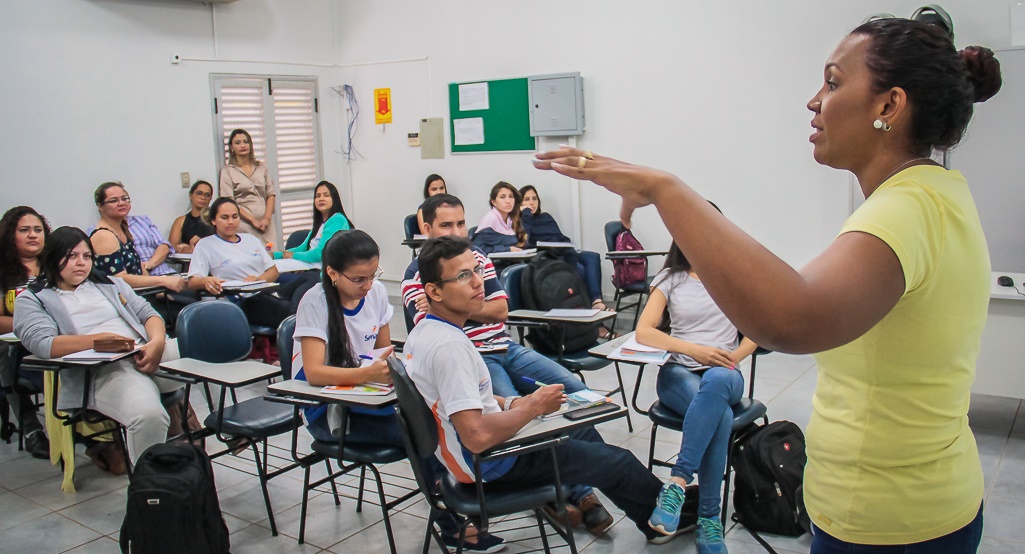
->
xmin=807 ymin=166 xmax=988 ymax=544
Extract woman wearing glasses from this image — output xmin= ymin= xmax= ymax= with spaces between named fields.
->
xmin=89 ymin=182 xmax=186 ymax=292
xmin=169 ymin=180 xmax=215 ymax=254
xmin=291 ymin=230 xmax=396 ymax=444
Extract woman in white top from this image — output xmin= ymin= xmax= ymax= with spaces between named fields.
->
xmin=187 ymin=197 xmax=293 ymax=329
xmin=219 ymin=129 xmax=278 ymax=244
xmin=14 ymin=227 xmax=182 ymax=464
xmin=291 ymin=230 xmax=397 ymax=445
xmin=636 ymin=238 xmax=758 ymax=548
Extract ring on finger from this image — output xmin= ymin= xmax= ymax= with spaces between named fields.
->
xmin=577 ymin=156 xmax=587 ymax=169
xmin=582 ymin=150 xmax=594 ymax=160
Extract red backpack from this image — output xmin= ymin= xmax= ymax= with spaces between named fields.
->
xmin=612 ymin=229 xmax=648 ymax=288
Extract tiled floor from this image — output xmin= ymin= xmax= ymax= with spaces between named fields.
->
xmin=2 ymin=302 xmax=1024 ymax=553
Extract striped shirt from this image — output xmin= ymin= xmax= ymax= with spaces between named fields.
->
xmin=88 ymin=215 xmax=175 ymax=276
xmin=401 ymin=247 xmax=510 ymax=345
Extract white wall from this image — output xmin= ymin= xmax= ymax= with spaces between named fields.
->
xmin=332 ymin=0 xmax=1012 ymax=287
xmin=0 ymin=0 xmax=1015 ymax=292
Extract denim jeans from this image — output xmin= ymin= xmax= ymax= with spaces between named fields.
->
xmin=482 ymin=343 xmax=587 ymax=398
xmin=575 ymin=250 xmax=604 ymax=303
xmin=656 ymin=363 xmax=743 ymax=518
xmin=491 ymin=426 xmax=662 ymax=534
xmin=482 ymin=344 xmax=593 ymax=502
xmin=810 ymin=502 xmax=983 ymax=554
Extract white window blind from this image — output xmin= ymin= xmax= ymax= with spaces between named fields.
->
xmin=211 ymin=76 xmax=322 ymax=244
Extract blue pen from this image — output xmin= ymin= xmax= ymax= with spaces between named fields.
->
xmin=358 ymin=355 xmax=374 ymax=361
xmin=521 ymin=376 xmax=549 ymax=387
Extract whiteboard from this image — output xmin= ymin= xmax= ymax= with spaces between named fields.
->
xmin=948 ymin=46 xmax=1025 ymax=273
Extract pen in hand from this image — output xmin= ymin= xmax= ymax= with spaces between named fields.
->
xmin=521 ymin=376 xmax=549 ymax=388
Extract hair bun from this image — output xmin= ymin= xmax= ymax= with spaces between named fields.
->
xmin=960 ymin=46 xmax=1002 ymax=103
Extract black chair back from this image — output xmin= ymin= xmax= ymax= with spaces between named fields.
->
xmin=604 ymin=221 xmax=625 ymax=252
xmin=403 ymin=214 xmax=418 ymax=240
xmin=277 ymin=315 xmax=297 ymax=380
xmin=286 ymin=230 xmax=310 ymax=250
xmin=176 ymin=300 xmax=252 ymax=362
xmin=388 ymin=357 xmax=438 ymax=459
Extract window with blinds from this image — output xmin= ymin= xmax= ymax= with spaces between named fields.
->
xmin=211 ymin=75 xmax=322 ymax=244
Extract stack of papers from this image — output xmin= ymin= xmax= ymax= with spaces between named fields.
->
xmin=322 ymin=382 xmax=394 ymax=396
xmin=536 ymin=241 xmax=576 ymax=249
xmin=221 ymin=280 xmax=267 ymax=289
xmin=541 ymin=389 xmax=610 ymax=420
xmin=490 ymin=249 xmax=537 ymax=259
xmin=543 ymin=308 xmax=601 ymax=318
xmin=608 ymin=336 xmax=670 ymax=365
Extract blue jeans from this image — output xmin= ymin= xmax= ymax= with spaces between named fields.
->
xmin=491 ymin=426 xmax=662 ymax=533
xmin=656 ymin=363 xmax=743 ymax=518
xmin=483 ymin=343 xmax=593 ymax=502
xmin=483 ymin=343 xmax=587 ymax=397
xmin=810 ymin=502 xmax=983 ymax=553
xmin=575 ymin=250 xmax=603 ymax=303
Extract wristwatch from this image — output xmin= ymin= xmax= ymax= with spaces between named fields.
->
xmin=503 ymin=396 xmax=519 ymax=411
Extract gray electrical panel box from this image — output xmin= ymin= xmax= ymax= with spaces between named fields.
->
xmin=528 ymin=72 xmax=584 ymax=136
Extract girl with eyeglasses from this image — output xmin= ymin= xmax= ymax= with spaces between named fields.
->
xmin=89 ymin=182 xmax=186 ymax=293
xmin=169 ymin=180 xmax=216 ymax=254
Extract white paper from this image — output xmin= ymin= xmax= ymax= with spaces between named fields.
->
xmin=544 ymin=308 xmax=601 ymax=318
xmin=221 ymin=279 xmax=266 ymax=288
xmin=274 ymin=259 xmax=320 ymax=273
xmin=0 ymin=332 xmax=18 ymax=342
xmin=170 ymin=253 xmax=192 ymax=260
xmin=63 ymin=347 xmax=139 ymax=362
xmin=620 ymin=335 xmax=662 ymax=352
xmin=489 ymin=248 xmax=536 ymax=259
xmin=458 ymin=82 xmax=489 ymax=111
xmin=537 ymin=241 xmax=576 ymax=249
xmin=453 ymin=117 xmax=485 ymax=146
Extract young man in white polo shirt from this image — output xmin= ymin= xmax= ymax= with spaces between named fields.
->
xmin=404 ymin=236 xmax=676 ymax=544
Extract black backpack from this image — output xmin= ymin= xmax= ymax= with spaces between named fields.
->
xmin=519 ymin=252 xmax=599 ymax=354
xmin=120 ymin=443 xmax=230 ymax=554
xmin=731 ymin=421 xmax=809 ymax=541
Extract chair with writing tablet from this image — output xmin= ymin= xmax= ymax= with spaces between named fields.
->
xmin=603 ymin=221 xmax=653 ymax=332
xmin=389 ymin=356 xmax=578 ymax=554
xmin=499 ymin=263 xmax=633 ymax=432
xmin=285 ymin=229 xmax=310 ymax=250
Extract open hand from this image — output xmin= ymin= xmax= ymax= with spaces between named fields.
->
xmin=689 ymin=345 xmax=736 ymax=368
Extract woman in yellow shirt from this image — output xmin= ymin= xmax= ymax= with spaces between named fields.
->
xmin=535 ymin=18 xmax=1001 ymax=554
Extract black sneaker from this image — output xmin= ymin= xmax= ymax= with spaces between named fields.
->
xmin=24 ymin=430 xmax=49 ymax=460
xmin=440 ymin=532 xmax=506 ymax=553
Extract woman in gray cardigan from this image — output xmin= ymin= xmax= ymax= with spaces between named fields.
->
xmin=14 ymin=227 xmax=181 ymax=464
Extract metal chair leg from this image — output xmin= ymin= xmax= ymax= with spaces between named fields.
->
xmin=251 ymin=441 xmax=278 ymax=536
xmin=613 ymin=362 xmax=633 ymax=432
xmin=722 ymin=431 xmax=737 ymax=527
xmin=356 ymin=464 xmax=367 ymax=512
xmin=647 ymin=423 xmax=659 ymax=470
xmin=325 ymin=459 xmax=341 ymax=505
xmin=299 ymin=464 xmax=312 ymax=544
xmin=535 ymin=510 xmax=553 ymax=554
xmin=368 ymin=464 xmax=398 ymax=554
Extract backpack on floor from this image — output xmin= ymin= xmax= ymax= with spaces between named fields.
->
xmin=520 ymin=251 xmax=599 ymax=354
xmin=611 ymin=229 xmax=647 ymax=288
xmin=120 ymin=443 xmax=230 ymax=554
xmin=731 ymin=420 xmax=809 ymax=538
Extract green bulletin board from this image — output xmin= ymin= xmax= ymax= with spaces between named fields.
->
xmin=448 ymin=78 xmax=535 ymax=153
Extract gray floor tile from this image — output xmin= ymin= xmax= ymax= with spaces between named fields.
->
xmin=218 ymin=473 xmax=310 ymax=524
xmin=968 ymin=395 xmax=1020 ymax=434
xmin=979 ymin=536 xmax=1025 ymax=553
xmin=0 ymin=454 xmax=61 ymax=490
xmin=62 ymin=536 xmax=120 ymax=553
xmin=224 ymin=522 xmax=322 ymax=553
xmin=57 ymin=487 xmax=128 ymax=536
xmin=13 ymin=463 xmax=128 ymax=512
xmin=325 ymin=511 xmax=432 ymax=554
xmin=983 ymin=493 xmax=1025 ymax=543
xmin=728 ymin=524 xmax=812 ymax=553
xmin=0 ymin=512 xmax=102 ymax=553
xmin=991 ymin=455 xmax=1025 ymax=500
xmin=0 ymin=490 xmax=50 ymax=532
xmin=263 ymin=491 xmax=384 ymax=549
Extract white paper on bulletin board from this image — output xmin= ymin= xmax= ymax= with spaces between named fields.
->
xmin=453 ymin=117 xmax=485 ymax=146
xmin=458 ymin=82 xmax=489 ymax=111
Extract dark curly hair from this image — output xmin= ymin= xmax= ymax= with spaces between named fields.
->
xmin=852 ymin=18 xmax=1002 ymax=155
xmin=0 ymin=206 xmax=51 ymax=290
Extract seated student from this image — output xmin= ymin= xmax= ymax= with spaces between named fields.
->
xmin=274 ymin=180 xmax=352 ymax=265
xmin=89 ymin=182 xmax=186 ymax=292
xmin=472 ymin=182 xmax=526 ymax=255
xmin=14 ymin=227 xmax=183 ymax=465
xmin=518 ymin=185 xmax=609 ymax=316
xmin=187 ymin=198 xmax=305 ymax=329
xmin=169 ymin=180 xmax=215 ymax=254
xmin=416 ymin=173 xmax=447 ymax=231
xmin=636 ymin=239 xmax=758 ymax=552
xmin=405 ymin=236 xmax=674 ymax=544
xmin=402 ymin=193 xmax=614 ymax=534
xmin=293 ymin=229 xmax=504 ymax=552
xmin=0 ymin=206 xmax=50 ymax=459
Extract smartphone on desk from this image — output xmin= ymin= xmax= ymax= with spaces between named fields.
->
xmin=564 ymin=402 xmax=619 ymax=420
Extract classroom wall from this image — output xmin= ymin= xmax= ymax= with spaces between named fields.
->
xmin=0 ymin=0 xmax=1014 ymax=293
xmin=332 ymin=0 xmax=1011 ymax=288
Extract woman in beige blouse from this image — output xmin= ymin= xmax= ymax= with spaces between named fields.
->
xmin=219 ymin=129 xmax=278 ymax=244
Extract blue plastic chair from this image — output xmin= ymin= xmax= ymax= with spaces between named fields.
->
xmin=285 ymin=229 xmax=310 ymax=250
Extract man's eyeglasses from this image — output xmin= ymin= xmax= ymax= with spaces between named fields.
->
xmin=103 ymin=196 xmax=131 ymax=205
xmin=434 ymin=264 xmax=485 ymax=285
xmin=342 ymin=266 xmax=384 ymax=286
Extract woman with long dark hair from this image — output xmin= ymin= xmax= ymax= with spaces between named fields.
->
xmin=168 ymin=180 xmax=215 ymax=254
xmin=0 ymin=206 xmax=51 ymax=458
xmin=219 ymin=129 xmax=278 ymax=243
xmin=636 ymin=237 xmax=757 ymax=548
xmin=416 ymin=173 xmax=447 ymax=230
xmin=274 ymin=180 xmax=353 ymax=264
xmin=536 ymin=17 xmax=1001 ymax=553
xmin=14 ymin=227 xmax=182 ymax=465
xmin=473 ymin=181 xmax=526 ymax=254
xmin=291 ymin=230 xmax=396 ymax=444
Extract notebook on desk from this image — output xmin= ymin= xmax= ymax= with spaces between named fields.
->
xmin=540 ymin=389 xmax=610 ymax=421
